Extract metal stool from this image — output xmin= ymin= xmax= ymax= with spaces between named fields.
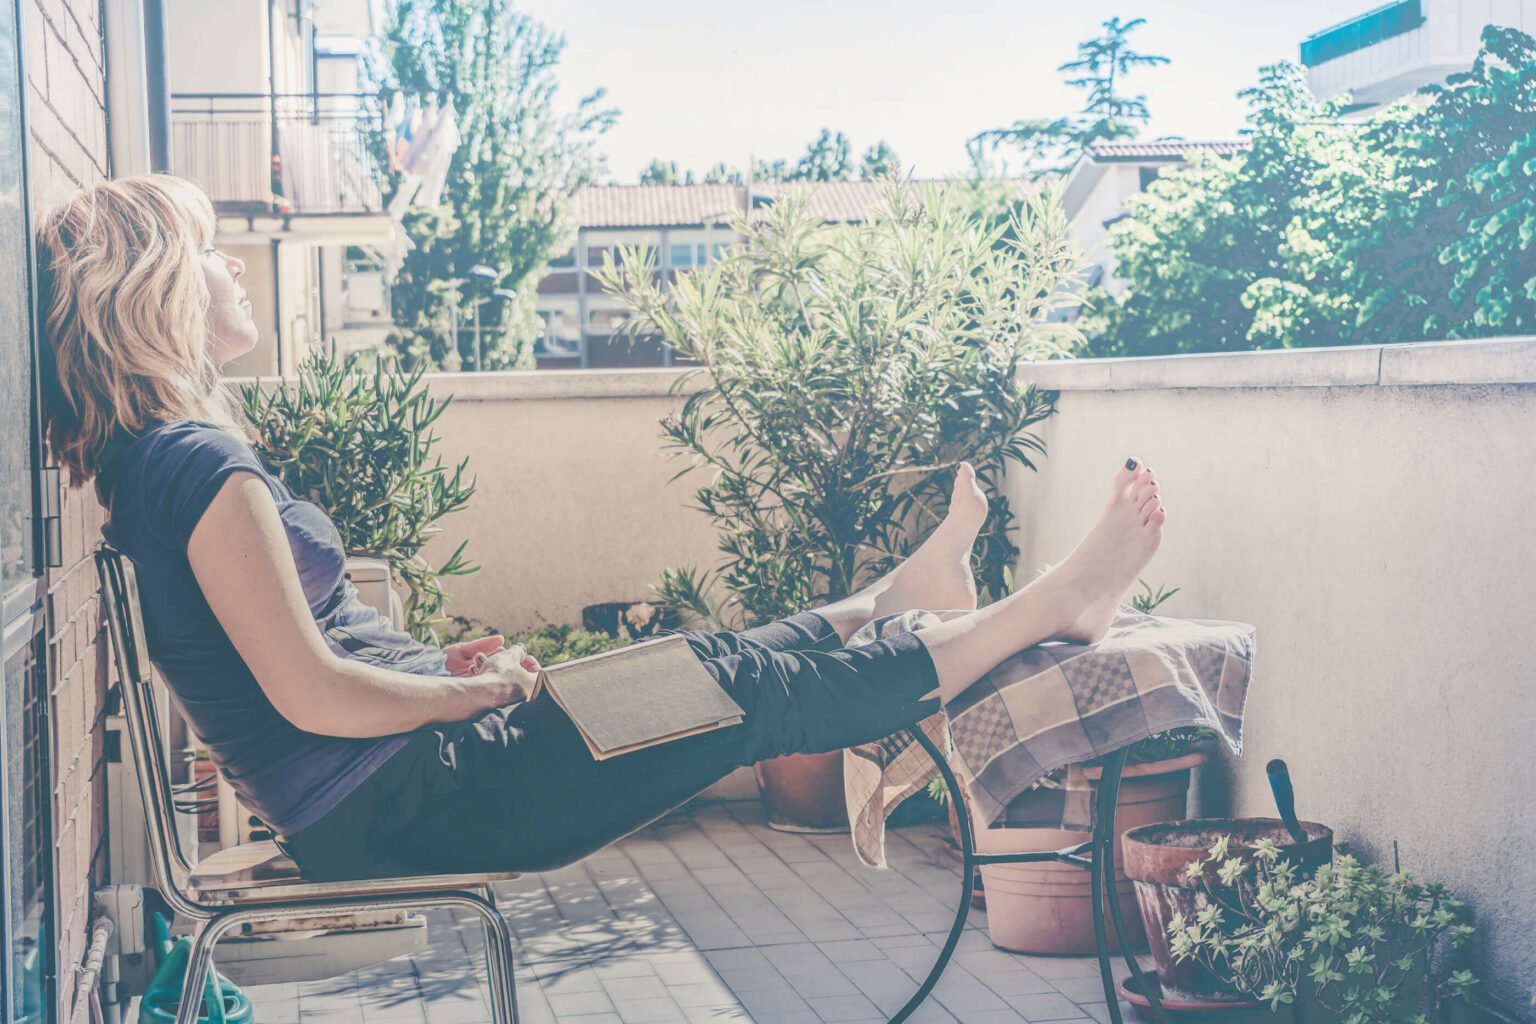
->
xmin=890 ymin=731 xmax=1171 ymax=1024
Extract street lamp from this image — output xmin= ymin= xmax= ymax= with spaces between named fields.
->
xmin=465 ymin=264 xmax=499 ymax=370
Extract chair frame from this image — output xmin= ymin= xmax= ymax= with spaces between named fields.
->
xmin=97 ymin=546 xmax=520 ymax=1024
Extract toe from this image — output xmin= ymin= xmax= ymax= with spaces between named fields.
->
xmin=1115 ymin=457 xmax=1142 ymax=490
xmin=1131 ymin=473 xmax=1159 ymax=505
xmin=1148 ymin=504 xmax=1168 ymax=528
xmin=1139 ymin=492 xmax=1163 ymax=524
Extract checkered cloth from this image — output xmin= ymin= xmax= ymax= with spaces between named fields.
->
xmin=842 ymin=605 xmax=1256 ymax=869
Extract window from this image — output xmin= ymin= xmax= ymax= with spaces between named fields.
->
xmin=669 ymin=243 xmax=709 ymax=270
xmin=585 ymin=245 xmax=617 ymax=270
xmin=711 ymin=241 xmax=732 ymax=262
xmin=548 ymin=247 xmax=575 ymax=269
xmin=1139 ymin=166 xmax=1161 ymax=190
xmin=588 ymin=308 xmax=626 ymax=332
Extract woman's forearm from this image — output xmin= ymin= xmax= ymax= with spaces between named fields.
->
xmin=277 ymin=655 xmax=504 ymax=738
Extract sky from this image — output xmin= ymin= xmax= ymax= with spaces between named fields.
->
xmin=515 ymin=0 xmax=1364 ymax=183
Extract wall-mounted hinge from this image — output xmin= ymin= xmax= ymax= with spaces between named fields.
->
xmin=42 ymin=466 xmax=63 ymax=568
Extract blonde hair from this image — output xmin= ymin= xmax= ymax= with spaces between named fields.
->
xmin=37 ymin=174 xmax=245 ymax=483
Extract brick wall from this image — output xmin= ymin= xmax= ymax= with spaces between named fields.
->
xmin=23 ymin=0 xmax=111 ymax=1021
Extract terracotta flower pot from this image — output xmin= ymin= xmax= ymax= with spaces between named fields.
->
xmin=974 ymin=751 xmax=1207 ymax=955
xmin=754 ymin=751 xmax=850 ymax=833
xmin=1122 ymin=817 xmax=1334 ymax=1005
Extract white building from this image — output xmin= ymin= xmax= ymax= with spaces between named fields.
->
xmin=1057 ymin=141 xmax=1246 ymax=301
xmin=163 ymin=0 xmax=423 ymax=375
xmin=1303 ymin=0 xmax=1536 ymax=112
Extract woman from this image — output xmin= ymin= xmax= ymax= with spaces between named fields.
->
xmin=38 ymin=175 xmax=1166 ymax=881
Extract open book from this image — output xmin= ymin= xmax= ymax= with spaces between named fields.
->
xmin=527 ymin=634 xmax=746 ymax=760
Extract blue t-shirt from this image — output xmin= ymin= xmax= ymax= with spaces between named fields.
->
xmin=98 ymin=420 xmax=448 ymax=836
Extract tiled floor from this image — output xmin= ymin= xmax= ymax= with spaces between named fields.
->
xmin=237 ymin=800 xmax=1142 ymax=1023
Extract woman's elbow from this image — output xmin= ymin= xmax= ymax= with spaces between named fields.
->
xmin=255 ymin=664 xmax=363 ymax=737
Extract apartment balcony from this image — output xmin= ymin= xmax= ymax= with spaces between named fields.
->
xmin=192 ymin=336 xmax=1535 ymax=1022
xmin=1303 ymin=0 xmax=1536 ymax=110
xmin=171 ymin=91 xmax=398 ymax=247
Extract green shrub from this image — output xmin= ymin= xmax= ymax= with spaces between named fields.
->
xmin=241 ymin=347 xmax=476 ymax=642
xmin=596 ymin=180 xmax=1085 ymax=628
xmin=444 ymin=620 xmax=628 ymax=665
xmin=1170 ymin=840 xmax=1478 ymax=1023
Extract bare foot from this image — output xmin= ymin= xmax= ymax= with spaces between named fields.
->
xmin=871 ymin=462 xmax=988 ymax=618
xmin=1044 ymin=457 xmax=1167 ymax=644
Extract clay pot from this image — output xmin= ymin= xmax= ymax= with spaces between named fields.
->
xmin=1123 ymin=817 xmax=1334 ymax=1005
xmin=754 ymin=752 xmax=850 ymax=833
xmin=975 ymin=752 xmax=1206 ymax=955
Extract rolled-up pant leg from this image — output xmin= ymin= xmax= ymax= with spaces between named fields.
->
xmin=284 ymin=612 xmax=939 ymax=878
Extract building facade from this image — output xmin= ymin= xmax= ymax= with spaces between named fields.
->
xmin=165 ymin=0 xmax=397 ymax=376
xmin=532 ymin=181 xmax=891 ymax=369
xmin=1302 ymin=0 xmax=1536 ymax=112
xmin=5 ymin=0 xmax=111 ymax=1020
xmin=1056 ymin=140 xmax=1245 ymax=304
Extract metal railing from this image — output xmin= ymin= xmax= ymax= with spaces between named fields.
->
xmin=1300 ymin=0 xmax=1425 ymax=67
xmin=170 ymin=92 xmax=388 ymax=215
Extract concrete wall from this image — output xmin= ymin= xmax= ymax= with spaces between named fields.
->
xmin=1016 ymin=338 xmax=1536 ymax=1013
xmin=425 ymin=338 xmax=1536 ymax=1009
xmin=165 ymin=0 xmax=269 ymax=95
xmin=423 ymin=369 xmax=719 ymax=634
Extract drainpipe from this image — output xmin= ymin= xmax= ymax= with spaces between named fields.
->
xmin=141 ymin=0 xmax=172 ymax=172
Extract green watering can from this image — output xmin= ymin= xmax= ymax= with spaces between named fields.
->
xmin=141 ymin=913 xmax=253 ymax=1024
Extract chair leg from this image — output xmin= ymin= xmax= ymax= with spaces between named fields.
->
xmin=175 ymin=917 xmax=225 ymax=1024
xmin=472 ymin=884 xmax=520 ymax=1024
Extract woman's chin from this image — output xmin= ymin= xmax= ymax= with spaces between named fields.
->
xmin=212 ymin=335 xmax=260 ymax=368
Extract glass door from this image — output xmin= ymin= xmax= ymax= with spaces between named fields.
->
xmin=0 ymin=0 xmax=53 ymax=1019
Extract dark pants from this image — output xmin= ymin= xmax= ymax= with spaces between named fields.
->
xmin=283 ymin=612 xmax=939 ymax=880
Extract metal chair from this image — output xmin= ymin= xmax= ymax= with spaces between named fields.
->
xmin=97 ymin=545 xmax=522 ymax=1024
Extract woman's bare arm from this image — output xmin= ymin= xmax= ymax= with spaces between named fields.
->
xmin=187 ymin=472 xmax=534 ymax=738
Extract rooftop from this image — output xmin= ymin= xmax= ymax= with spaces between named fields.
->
xmin=573 ymin=181 xmax=895 ymax=229
xmin=1080 ymin=140 xmax=1247 ymax=163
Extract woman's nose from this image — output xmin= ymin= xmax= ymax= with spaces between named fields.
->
xmin=227 ymin=253 xmax=246 ymax=280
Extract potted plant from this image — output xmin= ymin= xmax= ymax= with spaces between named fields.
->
xmin=597 ymin=182 xmax=1086 ymax=830
xmin=1123 ymin=819 xmax=1334 ymax=1010
xmin=242 ymin=346 xmax=477 ymax=642
xmin=1152 ymin=832 xmax=1479 ymax=1022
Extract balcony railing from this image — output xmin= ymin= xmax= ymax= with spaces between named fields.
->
xmin=171 ymin=92 xmax=387 ymax=215
xmin=1300 ymin=0 xmax=1425 ymax=66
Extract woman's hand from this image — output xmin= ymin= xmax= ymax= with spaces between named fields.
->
xmin=474 ymin=645 xmax=543 ymax=705
xmin=444 ymin=634 xmax=507 ymax=676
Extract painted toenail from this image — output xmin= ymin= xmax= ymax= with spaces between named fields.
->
xmin=1125 ymin=457 xmax=1138 ymax=470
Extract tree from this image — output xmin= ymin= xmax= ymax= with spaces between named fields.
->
xmin=639 ymin=159 xmax=693 ymax=185
xmin=644 ymin=131 xmax=899 ymax=185
xmin=792 ymin=128 xmax=853 ymax=181
xmin=373 ymin=0 xmax=615 ymax=370
xmin=974 ymin=16 xmax=1169 ymax=176
xmin=859 ymin=140 xmax=902 ymax=180
xmin=1079 ymin=63 xmax=1341 ymax=355
xmin=1083 ymin=27 xmax=1536 ymax=355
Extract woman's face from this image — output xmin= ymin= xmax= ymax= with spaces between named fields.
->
xmin=200 ymin=246 xmax=259 ymax=366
